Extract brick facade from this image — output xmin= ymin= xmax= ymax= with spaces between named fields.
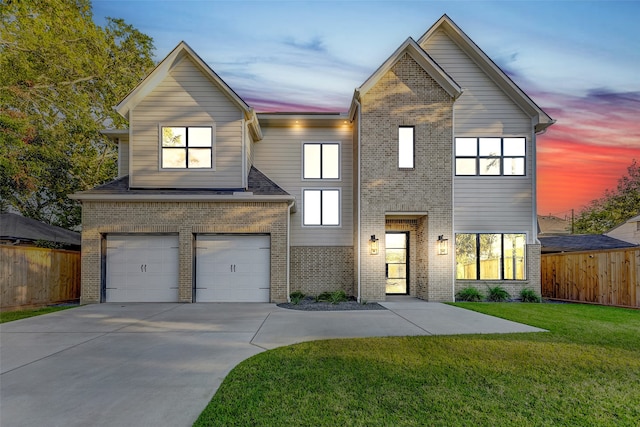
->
xmin=290 ymin=246 xmax=354 ymax=296
xmin=358 ymin=53 xmax=455 ymax=302
xmin=80 ymin=200 xmax=289 ymax=304
xmin=454 ymin=243 xmax=542 ymax=299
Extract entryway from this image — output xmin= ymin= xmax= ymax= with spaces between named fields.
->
xmin=385 ymin=232 xmax=409 ymax=295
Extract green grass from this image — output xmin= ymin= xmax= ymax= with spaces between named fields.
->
xmin=195 ymin=303 xmax=640 ymax=426
xmin=0 ymin=305 xmax=77 ymax=323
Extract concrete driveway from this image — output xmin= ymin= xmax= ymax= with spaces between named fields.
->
xmin=0 ymin=300 xmax=544 ymax=427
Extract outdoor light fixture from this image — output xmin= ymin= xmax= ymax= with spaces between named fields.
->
xmin=437 ymin=235 xmax=448 ymax=255
xmin=369 ymin=235 xmax=379 ymax=255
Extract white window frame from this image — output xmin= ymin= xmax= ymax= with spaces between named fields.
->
xmin=301 ymin=141 xmax=341 ymax=180
xmin=302 ymin=188 xmax=341 ymax=227
xmin=455 ymin=232 xmax=527 ymax=280
xmin=455 ymin=137 xmax=526 ymax=176
xmin=398 ymin=126 xmax=415 ymax=169
xmin=159 ymin=124 xmax=216 ymax=171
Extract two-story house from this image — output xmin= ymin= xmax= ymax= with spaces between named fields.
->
xmin=71 ymin=15 xmax=554 ymax=304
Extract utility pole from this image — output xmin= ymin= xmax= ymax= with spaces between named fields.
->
xmin=571 ymin=209 xmax=574 ymax=234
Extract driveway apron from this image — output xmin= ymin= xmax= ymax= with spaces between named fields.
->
xmin=0 ymin=301 xmax=544 ymax=427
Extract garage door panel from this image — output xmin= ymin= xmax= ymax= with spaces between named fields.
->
xmin=106 ymin=235 xmax=179 ymax=303
xmin=195 ymin=235 xmax=270 ymax=302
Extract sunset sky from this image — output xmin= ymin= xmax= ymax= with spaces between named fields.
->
xmin=93 ymin=0 xmax=640 ymax=216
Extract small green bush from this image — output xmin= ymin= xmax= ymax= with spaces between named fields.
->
xmin=329 ymin=290 xmax=348 ymax=304
xmin=315 ymin=290 xmax=348 ymax=304
xmin=315 ymin=291 xmax=332 ymax=302
xmin=486 ymin=286 xmax=510 ymax=302
xmin=289 ymin=291 xmax=305 ymax=305
xmin=455 ymin=287 xmax=484 ymax=302
xmin=520 ymin=288 xmax=541 ymax=303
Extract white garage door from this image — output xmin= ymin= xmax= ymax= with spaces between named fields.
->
xmin=195 ymin=235 xmax=270 ymax=302
xmin=105 ymin=235 xmax=179 ymax=302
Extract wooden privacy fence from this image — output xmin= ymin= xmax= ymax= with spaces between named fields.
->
xmin=541 ymin=247 xmax=640 ymax=308
xmin=0 ymin=246 xmax=81 ymax=310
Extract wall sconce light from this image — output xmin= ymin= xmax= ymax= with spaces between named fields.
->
xmin=437 ymin=235 xmax=448 ymax=255
xmin=369 ymin=235 xmax=379 ymax=255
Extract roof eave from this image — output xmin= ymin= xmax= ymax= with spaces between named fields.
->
xmin=357 ymin=38 xmax=462 ymax=100
xmin=115 ymin=41 xmax=253 ymax=120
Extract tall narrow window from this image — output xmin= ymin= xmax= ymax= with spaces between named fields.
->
xmin=161 ymin=126 xmax=213 ymax=169
xmin=303 ymin=143 xmax=340 ymax=179
xmin=398 ymin=126 xmax=414 ymax=169
xmin=303 ymin=189 xmax=340 ymax=226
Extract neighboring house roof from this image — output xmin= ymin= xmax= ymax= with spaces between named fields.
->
xmin=0 ymin=213 xmax=81 ymax=246
xmin=537 ymin=215 xmax=571 ymax=235
xmin=606 ymin=214 xmax=640 ymax=233
xmin=350 ymin=37 xmax=462 ymax=119
xmin=70 ymin=166 xmax=292 ymax=201
xmin=115 ymin=41 xmax=262 ymax=141
xmin=417 ymin=14 xmax=555 ymax=133
xmin=539 ymin=234 xmax=638 ymax=253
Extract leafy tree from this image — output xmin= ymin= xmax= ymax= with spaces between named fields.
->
xmin=574 ymin=159 xmax=640 ymax=234
xmin=0 ymin=0 xmax=154 ymax=229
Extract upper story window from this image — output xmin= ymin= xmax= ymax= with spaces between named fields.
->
xmin=303 ymin=189 xmax=340 ymax=226
xmin=398 ymin=126 xmax=414 ymax=169
xmin=303 ymin=142 xmax=340 ymax=179
xmin=161 ymin=126 xmax=213 ymax=169
xmin=455 ymin=137 xmax=525 ymax=176
xmin=456 ymin=233 xmax=526 ymax=280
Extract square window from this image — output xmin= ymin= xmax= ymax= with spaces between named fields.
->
xmin=303 ymin=189 xmax=340 ymax=226
xmin=398 ymin=126 xmax=414 ymax=169
xmin=161 ymin=126 xmax=213 ymax=169
xmin=303 ymin=143 xmax=340 ymax=179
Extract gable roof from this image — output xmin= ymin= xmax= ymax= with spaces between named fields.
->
xmin=350 ymin=37 xmax=462 ymax=119
xmin=115 ymin=41 xmax=262 ymax=140
xmin=539 ymin=234 xmax=637 ymax=253
xmin=0 ymin=213 xmax=81 ymax=246
xmin=606 ymin=214 xmax=640 ymax=233
xmin=418 ymin=14 xmax=554 ymax=133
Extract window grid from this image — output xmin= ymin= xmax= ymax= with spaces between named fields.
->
xmin=455 ymin=137 xmax=526 ymax=176
xmin=161 ymin=126 xmax=213 ymax=169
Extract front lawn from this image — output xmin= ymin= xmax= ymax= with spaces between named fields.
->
xmin=195 ymin=303 xmax=640 ymax=426
xmin=0 ymin=305 xmax=77 ymax=323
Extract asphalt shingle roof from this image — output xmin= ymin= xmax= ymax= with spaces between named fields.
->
xmin=0 ymin=213 xmax=81 ymax=246
xmin=539 ymin=234 xmax=638 ymax=253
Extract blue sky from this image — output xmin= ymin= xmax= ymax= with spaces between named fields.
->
xmin=92 ymin=0 xmax=640 ymax=215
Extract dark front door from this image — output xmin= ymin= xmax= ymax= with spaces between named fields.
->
xmin=386 ymin=232 xmax=409 ymax=295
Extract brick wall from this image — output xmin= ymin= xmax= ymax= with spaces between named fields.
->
xmin=358 ymin=53 xmax=455 ymax=302
xmin=290 ymin=246 xmax=354 ymax=296
xmin=454 ymin=243 xmax=542 ymax=300
xmin=80 ymin=201 xmax=289 ymax=304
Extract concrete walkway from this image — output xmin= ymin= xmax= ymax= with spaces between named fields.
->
xmin=0 ymin=300 xmax=544 ymax=427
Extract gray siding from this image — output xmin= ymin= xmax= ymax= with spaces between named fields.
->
xmin=421 ymin=29 xmax=535 ymax=236
xmin=117 ymin=137 xmax=129 ymax=178
xmin=130 ymin=56 xmax=243 ymax=188
xmin=253 ymin=125 xmax=353 ymax=246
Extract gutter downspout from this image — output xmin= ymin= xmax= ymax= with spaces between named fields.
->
xmin=354 ymin=97 xmax=362 ymax=303
xmin=241 ymin=117 xmax=246 ymax=188
xmin=287 ymin=200 xmax=295 ymax=302
xmin=532 ymin=118 xmax=540 ymax=245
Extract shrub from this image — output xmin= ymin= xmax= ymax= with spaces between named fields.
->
xmin=455 ymin=287 xmax=484 ymax=302
xmin=329 ymin=290 xmax=348 ymax=304
xmin=290 ymin=291 xmax=305 ymax=305
xmin=520 ymin=288 xmax=541 ymax=303
xmin=486 ymin=286 xmax=510 ymax=302
xmin=315 ymin=290 xmax=348 ymax=304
